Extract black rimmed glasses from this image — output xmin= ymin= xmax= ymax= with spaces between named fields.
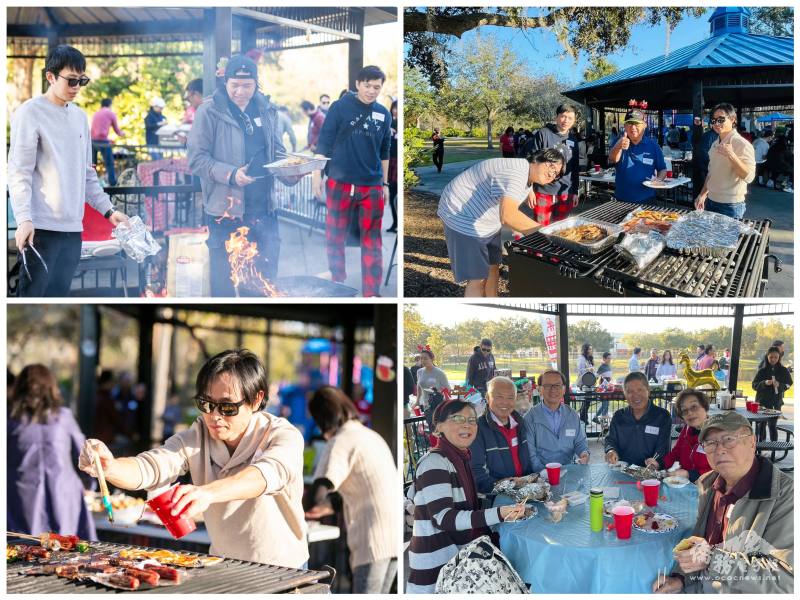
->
xmin=58 ymin=74 xmax=91 ymax=88
xmin=195 ymin=395 xmax=249 ymax=417
xmin=541 ymin=383 xmax=564 ymax=391
xmin=710 ymin=117 xmax=727 ymax=125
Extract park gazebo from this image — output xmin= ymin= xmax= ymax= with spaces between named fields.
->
xmin=7 ymin=6 xmax=397 ymax=97
xmin=563 ymin=7 xmax=793 ymax=152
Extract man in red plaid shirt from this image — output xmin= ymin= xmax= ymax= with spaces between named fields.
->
xmin=312 ymin=66 xmax=393 ymax=297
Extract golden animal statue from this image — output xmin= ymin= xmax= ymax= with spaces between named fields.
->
xmin=677 ymin=352 xmax=720 ymax=390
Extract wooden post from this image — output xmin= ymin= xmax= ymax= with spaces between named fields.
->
xmin=203 ymin=8 xmax=232 ymax=100
xmin=78 ymin=305 xmax=100 ymax=436
xmin=347 ymin=8 xmax=365 ymax=95
xmin=728 ymin=304 xmax=744 ymax=392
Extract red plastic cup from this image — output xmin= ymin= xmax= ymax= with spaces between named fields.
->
xmin=612 ymin=505 xmax=635 ymax=539
xmin=637 ymin=478 xmax=661 ymax=507
xmin=666 ymin=170 xmax=673 ymax=178
xmin=594 ymin=164 xmax=601 ymax=173
xmin=546 ymin=462 xmax=562 ymax=486
xmin=752 ymin=402 xmax=760 ymax=413
xmin=147 ymin=485 xmax=197 ymax=539
xmin=745 ymin=401 xmax=753 ymax=412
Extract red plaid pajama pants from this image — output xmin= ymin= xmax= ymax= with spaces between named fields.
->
xmin=527 ymin=192 xmax=573 ymax=226
xmin=325 ymin=178 xmax=384 ymax=297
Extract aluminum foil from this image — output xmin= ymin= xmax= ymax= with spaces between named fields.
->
xmin=614 ymin=231 xmax=665 ymax=270
xmin=666 ymin=211 xmax=758 ymax=257
xmin=112 ymin=216 xmax=162 ymax=263
xmin=493 ymin=474 xmax=552 ymax=503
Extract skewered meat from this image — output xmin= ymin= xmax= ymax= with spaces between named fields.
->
xmin=55 ymin=565 xmax=82 ymax=579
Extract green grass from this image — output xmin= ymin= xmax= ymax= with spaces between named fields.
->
xmin=438 ymin=356 xmax=793 ymax=402
xmin=414 ymin=136 xmax=504 ymax=167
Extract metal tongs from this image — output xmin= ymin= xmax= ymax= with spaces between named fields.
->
xmin=20 ymin=244 xmax=48 ymax=281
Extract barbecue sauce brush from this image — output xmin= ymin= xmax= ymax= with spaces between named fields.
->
xmin=93 ymin=449 xmax=114 ymax=523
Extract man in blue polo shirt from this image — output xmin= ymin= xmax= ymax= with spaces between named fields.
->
xmin=608 ymin=108 xmax=667 ymax=203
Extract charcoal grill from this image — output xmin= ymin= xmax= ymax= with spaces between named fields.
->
xmin=7 ymin=538 xmax=330 ymax=594
xmin=507 ymin=200 xmax=777 ymax=297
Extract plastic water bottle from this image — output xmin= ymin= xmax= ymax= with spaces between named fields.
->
xmin=590 ymin=488 xmax=604 ymax=532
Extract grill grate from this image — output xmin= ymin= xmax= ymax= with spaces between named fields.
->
xmin=7 ymin=539 xmax=328 ymax=594
xmin=509 ymin=201 xmax=770 ymax=297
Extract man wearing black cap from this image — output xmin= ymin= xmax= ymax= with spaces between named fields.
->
xmin=311 ymin=65 xmax=393 ymax=297
xmin=608 ymin=108 xmax=667 ymax=203
xmin=188 ymin=54 xmax=285 ymax=297
xmin=653 ymin=411 xmax=792 ymax=594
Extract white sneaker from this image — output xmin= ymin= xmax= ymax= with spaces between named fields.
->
xmin=783 ymin=187 xmax=793 ymax=193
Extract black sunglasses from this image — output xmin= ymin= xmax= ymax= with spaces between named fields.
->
xmin=710 ymin=117 xmax=727 ymax=125
xmin=481 ymin=347 xmax=492 ymax=353
xmin=57 ymin=74 xmax=91 ymax=88
xmin=195 ymin=395 xmax=249 ymax=417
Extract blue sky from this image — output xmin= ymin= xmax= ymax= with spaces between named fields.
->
xmin=443 ymin=8 xmax=724 ymax=86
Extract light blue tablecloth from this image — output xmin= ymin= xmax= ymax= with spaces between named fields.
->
xmin=496 ymin=464 xmax=699 ymax=593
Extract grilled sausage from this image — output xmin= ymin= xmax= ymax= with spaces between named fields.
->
xmin=123 ymin=566 xmax=160 ymax=586
xmin=143 ymin=564 xmax=181 ymax=582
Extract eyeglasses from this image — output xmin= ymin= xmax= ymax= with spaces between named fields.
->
xmin=710 ymin=117 xmax=727 ymax=125
xmin=195 ymin=395 xmax=249 ymax=417
xmin=447 ymin=415 xmax=478 ymax=425
xmin=701 ymin=432 xmax=752 ymax=453
xmin=545 ymin=163 xmax=563 ymax=176
xmin=320 ymin=100 xmax=330 ymax=105
xmin=541 ymin=383 xmax=564 ymax=391
xmin=680 ymin=404 xmax=704 ymax=416
xmin=481 ymin=347 xmax=491 ymax=353
xmin=57 ymin=74 xmax=91 ymax=88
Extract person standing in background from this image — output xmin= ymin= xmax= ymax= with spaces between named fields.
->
xmin=628 ymin=347 xmax=642 ymax=373
xmin=90 ymin=98 xmax=123 ymax=186
xmin=300 ymin=100 xmax=326 ymax=153
xmin=465 ymin=338 xmax=496 ymax=397
xmin=644 ymin=348 xmax=660 ymax=381
xmin=276 ymin=106 xmax=297 ymax=153
xmin=431 ymin=127 xmax=445 ymax=173
xmin=144 ymin=97 xmax=167 ymax=159
xmin=387 ymin=99 xmax=399 ymax=233
xmin=8 ymin=364 xmax=97 ymax=541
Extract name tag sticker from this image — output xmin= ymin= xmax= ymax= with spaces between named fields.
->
xmin=372 ymin=111 xmax=385 ymax=122
xmin=645 ymin=425 xmax=660 ymax=435
xmin=696 ymin=445 xmax=707 ymax=454
xmin=642 ymin=157 xmax=654 ymax=165
xmin=253 ymin=117 xmax=262 ymax=127
xmin=726 ymin=504 xmax=735 ymax=520
xmin=566 ymin=140 xmax=575 ymax=147
xmin=565 ymin=429 xmax=576 ymax=437
xmin=511 ymin=437 xmax=519 ymax=447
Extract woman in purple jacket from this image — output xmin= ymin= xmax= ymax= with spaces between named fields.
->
xmin=7 ymin=364 xmax=96 ymax=540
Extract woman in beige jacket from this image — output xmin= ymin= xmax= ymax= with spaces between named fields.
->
xmin=306 ymin=386 xmax=398 ymax=593
xmin=79 ymin=349 xmax=308 ymax=568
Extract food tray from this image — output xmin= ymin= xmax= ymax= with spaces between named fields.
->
xmin=539 ymin=216 xmax=623 ymax=256
xmin=263 ymin=156 xmax=328 ymax=176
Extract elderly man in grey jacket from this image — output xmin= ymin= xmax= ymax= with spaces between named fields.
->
xmin=523 ymin=369 xmax=589 ymax=472
xmin=188 ymin=54 xmax=286 ymax=297
xmin=653 ymin=411 xmax=793 ymax=594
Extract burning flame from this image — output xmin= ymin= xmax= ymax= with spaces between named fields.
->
xmin=224 ymin=226 xmax=283 ymax=297
xmin=215 ymin=196 xmax=236 ymax=224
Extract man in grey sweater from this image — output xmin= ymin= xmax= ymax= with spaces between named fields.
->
xmin=8 ymin=45 xmax=128 ymax=296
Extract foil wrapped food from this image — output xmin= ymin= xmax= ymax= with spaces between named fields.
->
xmin=492 ymin=474 xmax=552 ymax=503
xmin=666 ymin=211 xmax=758 ymax=257
xmin=614 ymin=231 xmax=665 ymax=270
xmin=112 ymin=216 xmax=162 ymax=263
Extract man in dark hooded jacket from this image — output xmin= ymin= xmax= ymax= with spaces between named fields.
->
xmin=466 ymin=338 xmax=496 ymax=396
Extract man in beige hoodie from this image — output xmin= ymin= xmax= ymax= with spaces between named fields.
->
xmin=694 ymin=103 xmax=756 ymax=219
xmin=79 ymin=349 xmax=309 ymax=568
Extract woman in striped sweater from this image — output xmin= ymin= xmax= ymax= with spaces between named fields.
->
xmin=406 ymin=400 xmax=525 ymax=593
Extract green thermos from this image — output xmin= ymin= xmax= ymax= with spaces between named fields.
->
xmin=590 ymin=487 xmax=604 ymax=532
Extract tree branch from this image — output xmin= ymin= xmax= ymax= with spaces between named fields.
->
xmin=404 ymin=9 xmax=562 ymax=37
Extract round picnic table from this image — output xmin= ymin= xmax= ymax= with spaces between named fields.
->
xmin=495 ymin=463 xmax=698 ymax=593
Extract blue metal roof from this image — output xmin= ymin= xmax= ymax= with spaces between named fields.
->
xmin=569 ymin=32 xmax=793 ymax=93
